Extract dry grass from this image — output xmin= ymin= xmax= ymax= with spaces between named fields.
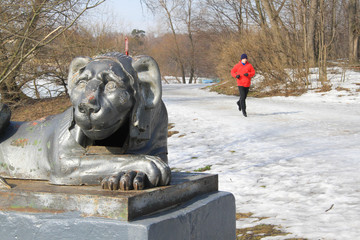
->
xmin=235 ymin=212 xmax=307 ymax=240
xmin=236 ymin=224 xmax=288 ymax=240
xmin=194 ymin=165 xmax=212 ymax=172
xmin=236 ymin=212 xmax=254 ymax=219
xmin=212 ymin=30 xmax=311 ymax=98
xmin=315 ymin=83 xmax=332 ymax=93
xmin=208 ymin=79 xmax=307 ymax=98
xmin=168 ymin=130 xmax=179 ymax=137
xmin=10 ymin=95 xmax=72 ymax=121
xmin=335 ymin=86 xmax=351 ymax=92
xmin=168 ymin=123 xmax=180 ymax=137
xmin=207 ymin=79 xmax=239 ymax=96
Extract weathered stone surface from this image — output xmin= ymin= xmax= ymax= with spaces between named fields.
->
xmin=0 ymin=191 xmax=235 ymax=240
xmin=0 ymin=172 xmax=218 ymax=220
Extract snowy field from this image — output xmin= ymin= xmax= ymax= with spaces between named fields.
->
xmin=162 ymin=70 xmax=360 ymax=239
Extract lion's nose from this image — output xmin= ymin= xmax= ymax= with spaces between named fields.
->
xmin=78 ymin=80 xmax=102 ymax=114
xmin=78 ymin=102 xmax=100 ymax=114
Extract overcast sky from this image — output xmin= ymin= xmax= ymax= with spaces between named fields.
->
xmin=87 ymin=0 xmax=158 ymax=33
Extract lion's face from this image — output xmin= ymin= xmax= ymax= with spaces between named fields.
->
xmin=70 ymin=59 xmax=134 ymax=140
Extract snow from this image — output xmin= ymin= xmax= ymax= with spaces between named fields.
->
xmin=22 ymin=78 xmax=66 ymax=98
xmin=162 ymin=69 xmax=360 ymax=239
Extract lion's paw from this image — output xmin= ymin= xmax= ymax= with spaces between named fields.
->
xmin=101 ymin=156 xmax=171 ymax=191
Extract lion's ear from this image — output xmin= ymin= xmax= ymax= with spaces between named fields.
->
xmin=68 ymin=56 xmax=92 ymax=91
xmin=132 ymin=55 xmax=162 ymax=109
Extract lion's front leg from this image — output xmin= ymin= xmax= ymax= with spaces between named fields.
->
xmin=50 ymin=154 xmax=171 ymax=190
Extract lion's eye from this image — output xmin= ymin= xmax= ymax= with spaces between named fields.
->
xmin=105 ymin=81 xmax=117 ymax=91
xmin=77 ymin=79 xmax=87 ymax=87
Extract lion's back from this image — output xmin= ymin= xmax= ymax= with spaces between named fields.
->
xmin=0 ymin=111 xmax=69 ymax=180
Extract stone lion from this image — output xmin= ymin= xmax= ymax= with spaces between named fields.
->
xmin=0 ymin=52 xmax=170 ymax=191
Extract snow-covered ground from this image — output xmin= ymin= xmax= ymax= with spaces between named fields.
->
xmin=162 ymin=70 xmax=360 ymax=240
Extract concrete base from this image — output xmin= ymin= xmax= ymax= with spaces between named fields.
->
xmin=0 ymin=172 xmax=218 ymax=220
xmin=0 ymin=191 xmax=235 ymax=240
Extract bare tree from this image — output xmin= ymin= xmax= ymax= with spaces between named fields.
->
xmin=348 ymin=0 xmax=359 ymax=64
xmin=318 ymin=0 xmax=337 ymax=83
xmin=304 ymin=0 xmax=318 ymax=67
xmin=0 ymin=0 xmax=105 ymax=105
xmin=261 ymin=0 xmax=291 ymax=62
xmin=183 ymin=0 xmax=196 ymax=83
xmin=202 ymin=0 xmax=245 ymax=34
xmin=252 ymin=0 xmax=267 ymax=28
xmin=142 ymin=0 xmax=187 ymax=83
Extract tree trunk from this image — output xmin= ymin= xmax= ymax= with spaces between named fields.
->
xmin=180 ymin=64 xmax=186 ymax=84
xmin=299 ymin=0 xmax=310 ymax=87
xmin=261 ymin=0 xmax=282 ymax=37
xmin=318 ymin=0 xmax=327 ymax=83
xmin=254 ymin=0 xmax=267 ymax=29
xmin=306 ymin=0 xmax=318 ymax=67
xmin=161 ymin=1 xmax=187 ymax=84
xmin=186 ymin=0 xmax=195 ymax=84
xmin=349 ymin=0 xmax=359 ymax=64
xmin=0 ymin=72 xmax=28 ymax=105
xmin=261 ymin=0 xmax=288 ymax=64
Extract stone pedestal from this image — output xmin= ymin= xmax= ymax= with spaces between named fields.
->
xmin=0 ymin=172 xmax=236 ymax=240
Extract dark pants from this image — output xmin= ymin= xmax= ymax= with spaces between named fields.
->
xmin=237 ymin=86 xmax=249 ymax=113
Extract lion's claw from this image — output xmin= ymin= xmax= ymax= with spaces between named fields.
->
xmin=133 ymin=172 xmax=146 ymax=190
xmin=119 ymin=171 xmax=137 ymax=190
xmin=101 ymin=171 xmax=125 ymax=190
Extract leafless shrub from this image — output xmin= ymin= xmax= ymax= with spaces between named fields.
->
xmin=212 ymin=30 xmax=308 ymax=97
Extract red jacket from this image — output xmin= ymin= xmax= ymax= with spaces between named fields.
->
xmin=231 ymin=61 xmax=255 ymax=87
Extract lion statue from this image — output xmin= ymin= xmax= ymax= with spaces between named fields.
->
xmin=0 ymin=52 xmax=170 ymax=191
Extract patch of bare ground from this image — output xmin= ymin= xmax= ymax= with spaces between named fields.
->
xmin=335 ymin=86 xmax=351 ymax=92
xmin=315 ymin=83 xmax=332 ymax=93
xmin=168 ymin=122 xmax=179 ymax=137
xmin=236 ymin=212 xmax=307 ymax=240
xmin=208 ymin=80 xmax=307 ymax=97
xmin=10 ymin=95 xmax=72 ymax=122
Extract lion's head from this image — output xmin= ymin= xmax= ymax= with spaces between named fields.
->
xmin=67 ymin=53 xmax=162 ymax=143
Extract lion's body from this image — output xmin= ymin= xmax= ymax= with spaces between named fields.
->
xmin=0 ymin=112 xmax=64 ymax=180
xmin=0 ymin=103 xmax=167 ymax=184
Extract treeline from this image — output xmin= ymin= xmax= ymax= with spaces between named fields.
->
xmin=141 ymin=0 xmax=359 ymax=95
xmin=1 ymin=0 xmax=359 ymax=105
